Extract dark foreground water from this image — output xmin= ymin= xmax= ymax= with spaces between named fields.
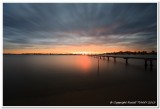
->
xmin=3 ymin=55 xmax=157 ymax=106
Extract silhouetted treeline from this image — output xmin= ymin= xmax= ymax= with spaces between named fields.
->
xmin=103 ymin=50 xmax=157 ymax=55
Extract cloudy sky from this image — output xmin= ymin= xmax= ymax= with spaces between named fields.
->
xmin=3 ymin=3 xmax=157 ymax=54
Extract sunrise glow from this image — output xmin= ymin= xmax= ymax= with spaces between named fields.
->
xmin=3 ymin=4 xmax=157 ymax=54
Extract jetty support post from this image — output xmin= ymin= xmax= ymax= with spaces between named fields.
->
xmin=150 ymin=60 xmax=153 ymax=70
xmin=114 ymin=57 xmax=116 ymax=62
xmin=144 ymin=59 xmax=148 ymax=70
xmin=125 ymin=58 xmax=128 ymax=65
xmin=145 ymin=59 xmax=148 ymax=67
xmin=150 ymin=60 xmax=153 ymax=66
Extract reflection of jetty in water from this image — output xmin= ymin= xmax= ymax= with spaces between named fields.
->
xmin=90 ymin=54 xmax=157 ymax=71
xmin=97 ymin=59 xmax=99 ymax=77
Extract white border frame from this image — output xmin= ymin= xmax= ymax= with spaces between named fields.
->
xmin=1 ymin=1 xmax=159 ymax=109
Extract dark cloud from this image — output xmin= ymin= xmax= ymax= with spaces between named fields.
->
xmin=3 ymin=3 xmax=157 ymax=50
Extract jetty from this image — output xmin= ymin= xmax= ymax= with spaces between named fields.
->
xmin=89 ymin=54 xmax=157 ymax=69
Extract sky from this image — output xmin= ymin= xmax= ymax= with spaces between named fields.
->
xmin=3 ymin=3 xmax=157 ymax=54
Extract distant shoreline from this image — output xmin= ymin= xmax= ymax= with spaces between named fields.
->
xmin=3 ymin=54 xmax=84 ymax=55
xmin=3 ymin=54 xmax=157 ymax=56
xmin=3 ymin=51 xmax=157 ymax=55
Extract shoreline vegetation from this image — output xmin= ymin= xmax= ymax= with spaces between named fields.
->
xmin=3 ymin=51 xmax=157 ymax=55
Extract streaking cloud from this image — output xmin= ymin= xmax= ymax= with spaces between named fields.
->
xmin=3 ymin=3 xmax=157 ymax=53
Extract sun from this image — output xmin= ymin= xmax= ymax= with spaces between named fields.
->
xmin=72 ymin=52 xmax=91 ymax=55
xmin=72 ymin=51 xmax=101 ymax=55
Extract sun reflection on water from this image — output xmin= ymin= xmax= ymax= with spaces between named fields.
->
xmin=75 ymin=56 xmax=91 ymax=72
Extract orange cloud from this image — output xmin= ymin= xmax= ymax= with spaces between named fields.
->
xmin=3 ymin=44 xmax=141 ymax=54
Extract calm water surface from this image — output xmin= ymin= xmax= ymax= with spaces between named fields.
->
xmin=3 ymin=55 xmax=157 ymax=106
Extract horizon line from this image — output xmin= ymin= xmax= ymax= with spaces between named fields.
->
xmin=3 ymin=50 xmax=157 ymax=55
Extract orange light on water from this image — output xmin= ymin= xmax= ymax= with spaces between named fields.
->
xmin=75 ymin=56 xmax=91 ymax=72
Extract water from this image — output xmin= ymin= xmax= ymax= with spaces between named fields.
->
xmin=3 ymin=55 xmax=157 ymax=106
